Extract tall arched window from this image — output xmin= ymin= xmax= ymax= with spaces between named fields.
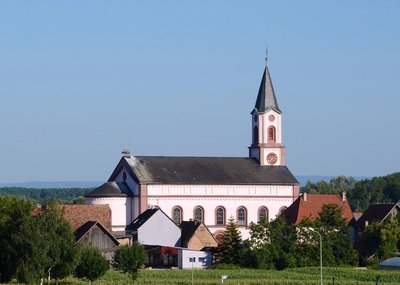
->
xmin=268 ymin=126 xmax=276 ymax=142
xmin=172 ymin=206 xmax=182 ymax=224
xmin=258 ymin=206 xmax=269 ymax=223
xmin=215 ymin=207 xmax=226 ymax=225
xmin=237 ymin=206 xmax=247 ymax=226
xmin=194 ymin=206 xmax=204 ymax=223
xmin=253 ymin=126 xmax=259 ymax=144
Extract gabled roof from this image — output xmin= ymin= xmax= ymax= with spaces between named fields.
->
xmin=180 ymin=221 xmax=201 ymax=247
xmin=355 ymin=203 xmax=399 ymax=228
xmin=180 ymin=220 xmax=219 ymax=249
xmin=109 ymin=156 xmax=298 ymax=185
xmin=75 ymin=220 xmax=119 ymax=245
xmin=283 ymin=193 xmax=353 ymax=225
xmin=60 ymin=204 xmax=112 ymax=231
xmin=125 ymin=208 xmax=159 ymax=232
xmin=85 ymin=181 xmax=132 ymax=198
xmin=253 ymin=63 xmax=281 ymax=114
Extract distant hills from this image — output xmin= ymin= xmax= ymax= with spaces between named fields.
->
xmin=0 ymin=176 xmax=368 ymax=188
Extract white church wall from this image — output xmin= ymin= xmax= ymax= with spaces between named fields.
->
xmin=86 ymin=197 xmax=132 ymax=231
xmin=146 ymin=184 xmax=295 ymax=239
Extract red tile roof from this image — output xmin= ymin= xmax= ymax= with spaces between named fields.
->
xmin=60 ymin=205 xmax=112 ymax=231
xmin=284 ymin=193 xmax=353 ymax=225
xmin=32 ymin=204 xmax=112 ymax=231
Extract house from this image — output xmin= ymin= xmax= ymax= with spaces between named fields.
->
xmin=60 ymin=204 xmax=112 ymax=231
xmin=85 ymin=58 xmax=300 ymax=239
xmin=75 ymin=221 xmax=119 ymax=261
xmin=353 ymin=203 xmax=400 ymax=256
xmin=355 ymin=203 xmax=400 ymax=230
xmin=178 ymin=248 xmax=213 ymax=269
xmin=34 ymin=204 xmax=118 ymax=259
xmin=283 ymin=192 xmax=353 ymax=225
xmin=126 ymin=207 xmax=181 ymax=247
xmin=180 ymin=220 xmax=219 ymax=250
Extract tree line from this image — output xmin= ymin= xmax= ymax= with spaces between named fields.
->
xmin=303 ymin=172 xmax=400 ymax=211
xmin=0 ymin=187 xmax=92 ymax=204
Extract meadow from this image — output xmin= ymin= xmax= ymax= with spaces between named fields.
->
xmin=53 ymin=267 xmax=400 ymax=285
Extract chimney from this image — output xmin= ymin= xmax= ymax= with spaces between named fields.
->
xmin=303 ymin=192 xmax=307 ymax=202
xmin=342 ymin=191 xmax=347 ymax=202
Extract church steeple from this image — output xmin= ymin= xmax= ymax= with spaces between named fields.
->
xmin=254 ymin=60 xmax=281 ymax=114
xmin=249 ymin=58 xmax=286 ymax=166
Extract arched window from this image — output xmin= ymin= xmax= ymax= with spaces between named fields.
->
xmin=172 ymin=206 xmax=182 ymax=224
xmin=194 ymin=206 xmax=204 ymax=223
xmin=253 ymin=126 xmax=259 ymax=144
xmin=215 ymin=207 xmax=226 ymax=225
xmin=258 ymin=206 xmax=269 ymax=223
xmin=237 ymin=206 xmax=247 ymax=226
xmin=278 ymin=206 xmax=287 ymax=215
xmin=268 ymin=126 xmax=276 ymax=142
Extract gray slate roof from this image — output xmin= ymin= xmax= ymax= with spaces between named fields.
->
xmin=125 ymin=208 xmax=158 ymax=232
xmin=110 ymin=156 xmax=298 ymax=185
xmin=85 ymin=181 xmax=132 ymax=198
xmin=254 ymin=64 xmax=281 ymax=114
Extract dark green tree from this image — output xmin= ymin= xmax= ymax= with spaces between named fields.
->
xmin=75 ymin=245 xmax=109 ymax=283
xmin=248 ymin=215 xmax=297 ymax=270
xmin=363 ymin=219 xmax=400 ymax=261
xmin=113 ymin=243 xmax=145 ymax=283
xmin=218 ymin=217 xmax=243 ymax=265
xmin=0 ymin=197 xmax=37 ymax=283
xmin=315 ymin=204 xmax=358 ymax=266
xmin=37 ymin=202 xmax=81 ymax=280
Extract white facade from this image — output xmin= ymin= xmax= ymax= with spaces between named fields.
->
xmin=178 ymin=248 xmax=213 ymax=269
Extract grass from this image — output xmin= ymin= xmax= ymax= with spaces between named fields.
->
xmin=5 ymin=267 xmax=400 ymax=285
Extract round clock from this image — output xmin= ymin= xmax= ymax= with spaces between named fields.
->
xmin=266 ymin=153 xmax=278 ymax=165
xmin=268 ymin=115 xmax=275 ymax=122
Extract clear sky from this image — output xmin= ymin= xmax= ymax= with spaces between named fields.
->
xmin=1 ymin=1 xmax=399 ymax=183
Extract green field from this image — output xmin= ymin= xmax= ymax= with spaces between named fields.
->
xmin=52 ymin=267 xmax=400 ymax=285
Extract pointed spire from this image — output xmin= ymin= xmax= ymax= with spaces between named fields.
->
xmin=254 ymin=58 xmax=281 ymax=114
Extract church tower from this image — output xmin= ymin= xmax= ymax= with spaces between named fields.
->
xmin=249 ymin=58 xmax=285 ymax=166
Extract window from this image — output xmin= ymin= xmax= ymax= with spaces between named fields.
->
xmin=237 ymin=207 xmax=247 ymax=226
xmin=172 ymin=206 xmax=182 ymax=224
xmin=268 ymin=126 xmax=276 ymax=142
xmin=253 ymin=126 xmax=259 ymax=144
xmin=258 ymin=207 xmax=269 ymax=223
xmin=194 ymin=206 xmax=204 ymax=222
xmin=279 ymin=206 xmax=287 ymax=215
xmin=215 ymin=207 xmax=226 ymax=225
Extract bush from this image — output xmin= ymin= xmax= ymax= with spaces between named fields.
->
xmin=113 ymin=243 xmax=145 ymax=283
xmin=75 ymin=245 xmax=109 ymax=282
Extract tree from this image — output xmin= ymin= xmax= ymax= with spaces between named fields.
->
xmin=37 ymin=202 xmax=81 ymax=280
xmin=75 ymin=245 xmax=109 ymax=283
xmin=248 ymin=215 xmax=297 ymax=270
xmin=113 ymin=243 xmax=145 ymax=283
xmin=364 ymin=219 xmax=400 ymax=261
xmin=218 ymin=217 xmax=243 ymax=265
xmin=315 ymin=204 xmax=358 ymax=266
xmin=0 ymin=196 xmax=38 ymax=283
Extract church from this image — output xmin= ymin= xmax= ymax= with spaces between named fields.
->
xmin=85 ymin=59 xmax=300 ymax=239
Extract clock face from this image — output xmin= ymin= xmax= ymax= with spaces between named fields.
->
xmin=268 ymin=115 xmax=275 ymax=122
xmin=266 ymin=153 xmax=278 ymax=165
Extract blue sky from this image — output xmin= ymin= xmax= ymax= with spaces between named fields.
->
xmin=1 ymin=1 xmax=399 ymax=183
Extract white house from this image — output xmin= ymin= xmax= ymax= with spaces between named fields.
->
xmin=85 ymin=58 xmax=300 ymax=239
